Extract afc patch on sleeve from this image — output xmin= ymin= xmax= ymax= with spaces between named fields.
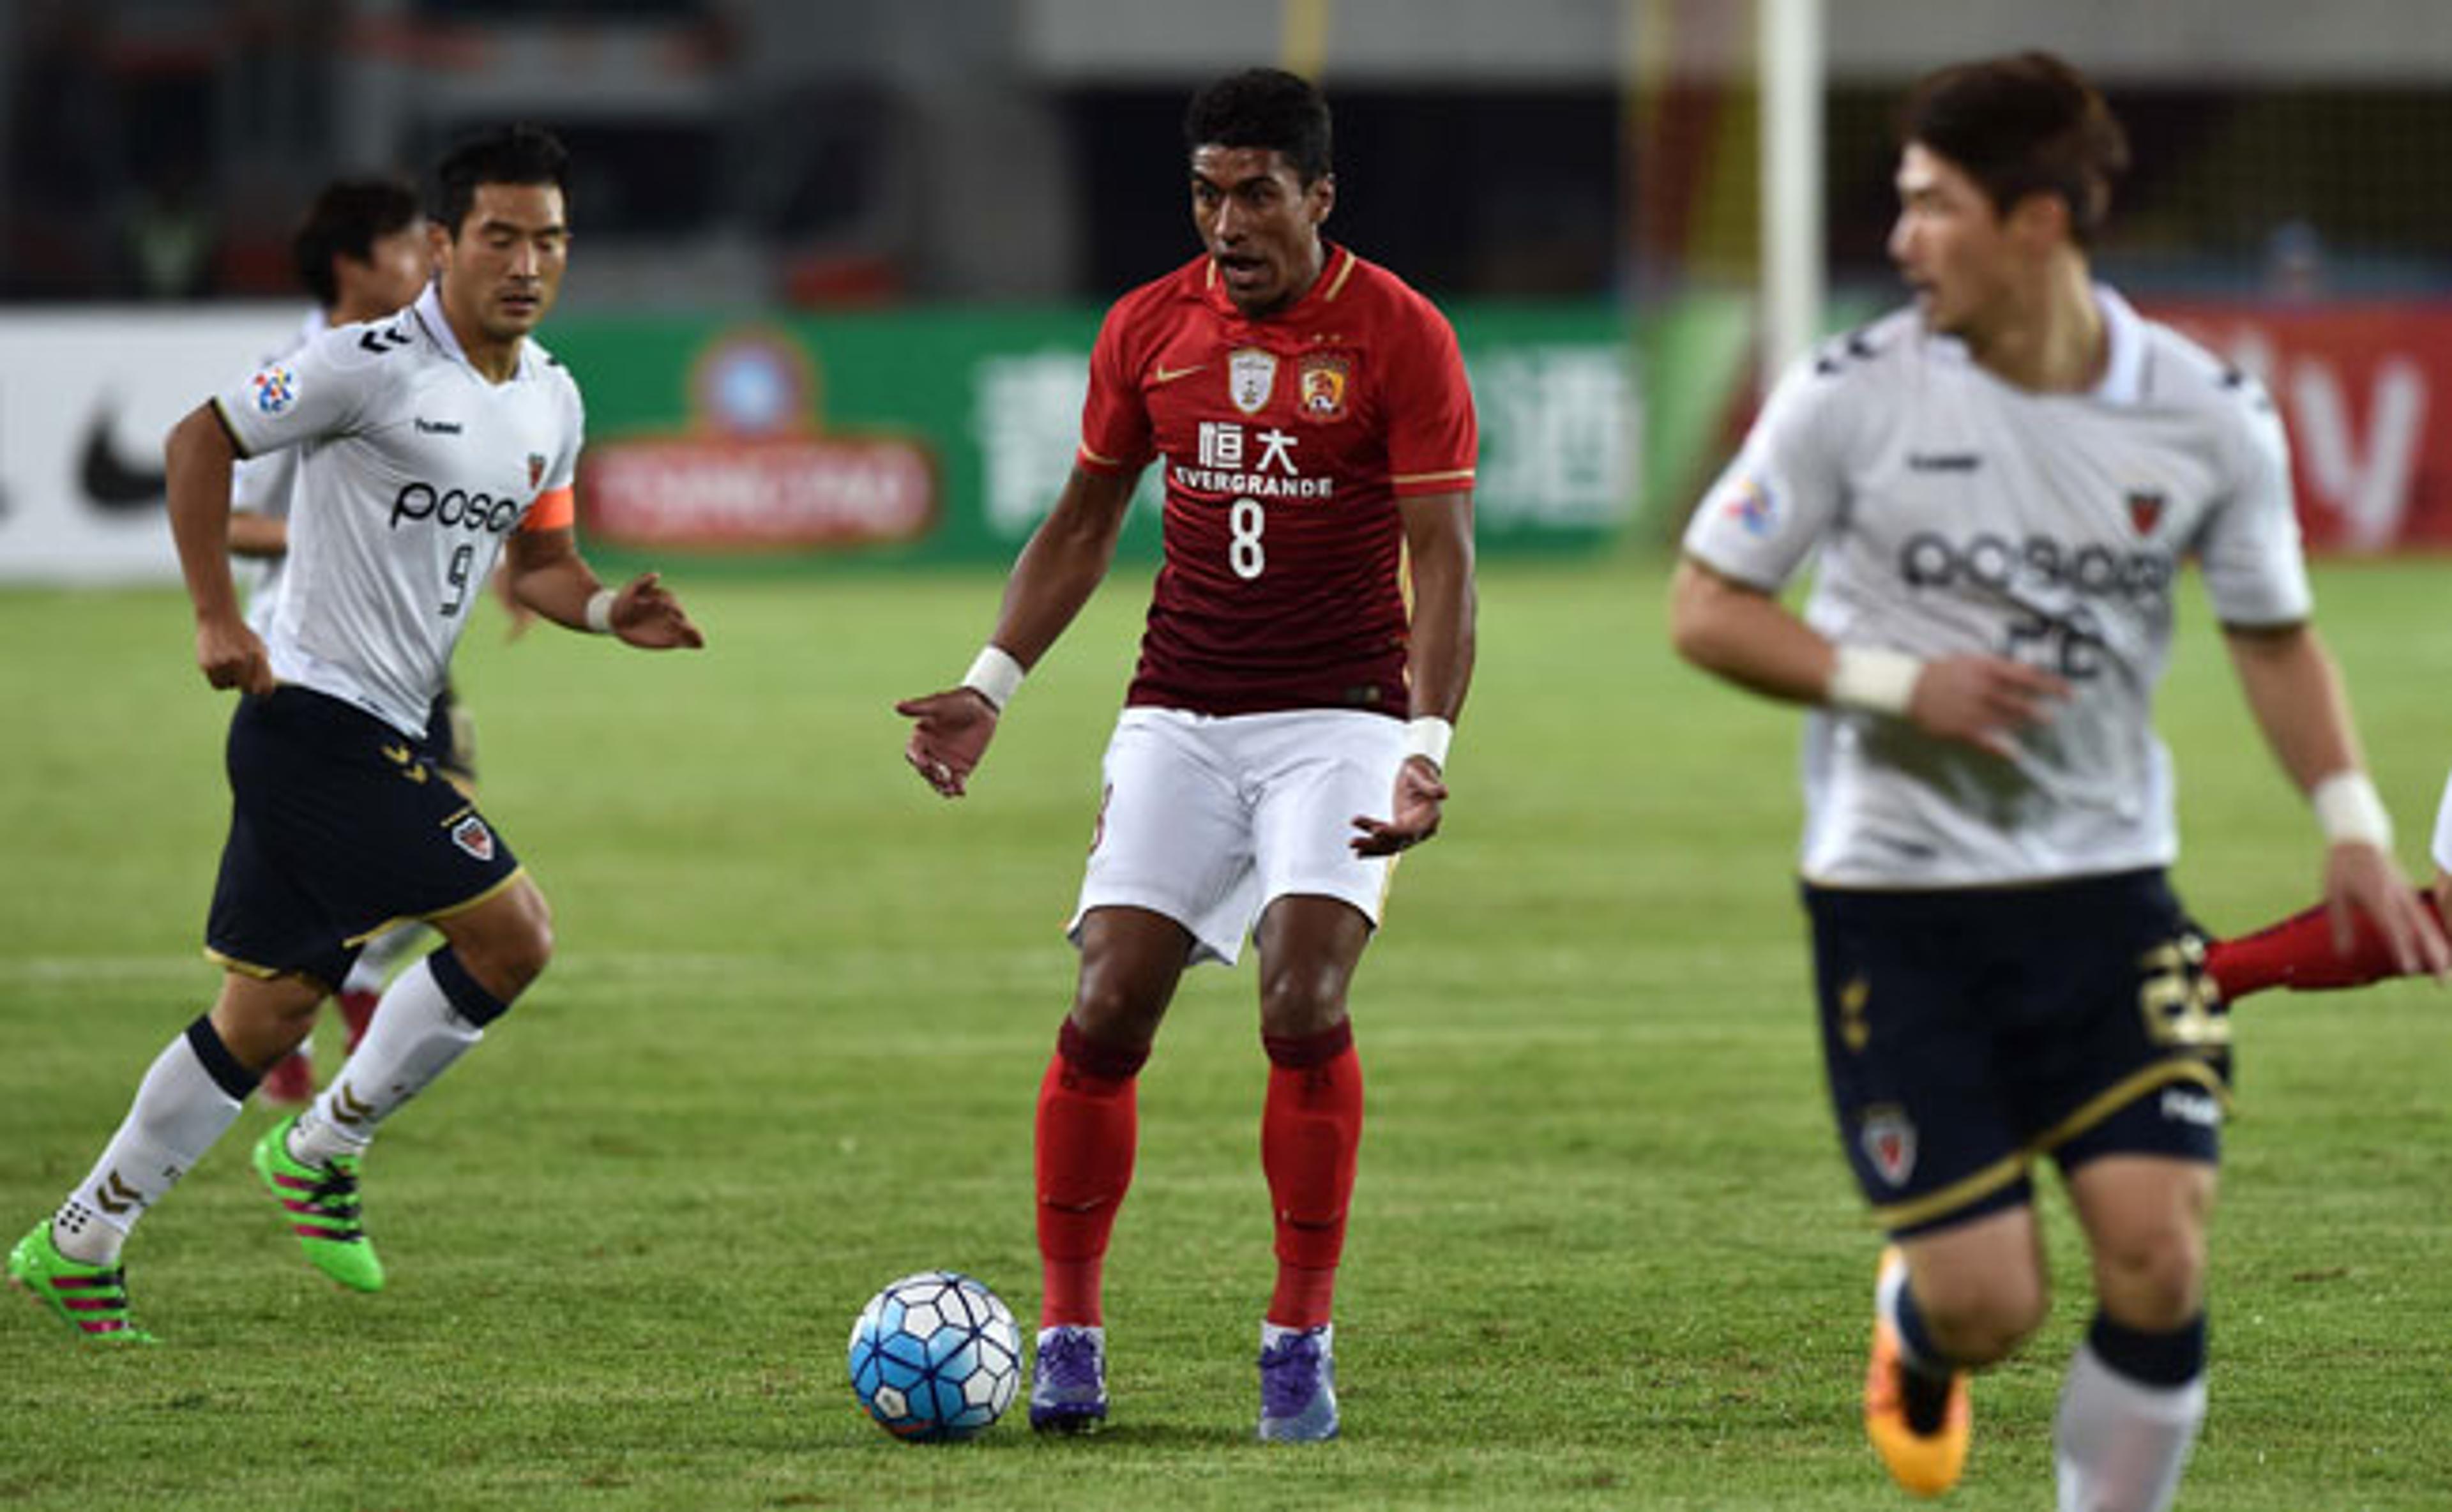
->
xmin=251 ymin=365 xmax=298 ymax=415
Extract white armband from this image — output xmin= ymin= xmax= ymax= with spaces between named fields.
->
xmin=962 ymin=645 xmax=1025 ymax=712
xmin=2312 ymin=769 xmax=2394 ymax=849
xmin=2433 ymin=769 xmax=2452 ymax=873
xmin=583 ymin=587 xmax=616 ymax=635
xmin=1826 ymin=646 xmax=1923 ymax=717
xmin=1402 ymin=716 xmax=1454 ymax=772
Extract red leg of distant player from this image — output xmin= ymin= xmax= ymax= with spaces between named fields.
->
xmin=1034 ymin=1019 xmax=1145 ymax=1329
xmin=2204 ymin=888 xmax=2445 ymax=999
xmin=1262 ymin=1021 xmax=1363 ymax=1330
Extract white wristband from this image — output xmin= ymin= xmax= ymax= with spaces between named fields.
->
xmin=583 ymin=587 xmax=616 ymax=635
xmin=962 ymin=645 xmax=1025 ymax=712
xmin=1827 ymin=646 xmax=1923 ymax=716
xmin=2432 ymin=769 xmax=2452 ymax=873
xmin=1402 ymin=716 xmax=1454 ymax=772
xmin=2312 ymin=769 xmax=2394 ymax=849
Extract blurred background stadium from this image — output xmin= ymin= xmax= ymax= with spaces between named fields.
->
xmin=6 ymin=0 xmax=2452 ymax=584
xmin=8 ymin=7 xmax=2452 ymax=1504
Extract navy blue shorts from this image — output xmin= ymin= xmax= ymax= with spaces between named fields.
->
xmin=1805 ymin=869 xmax=2229 ymax=1239
xmin=206 ymin=686 xmax=521 ymax=990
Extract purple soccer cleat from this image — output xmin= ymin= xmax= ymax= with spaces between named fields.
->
xmin=1257 ymin=1322 xmax=1339 ymax=1442
xmin=1029 ymin=1324 xmax=1109 ymax=1433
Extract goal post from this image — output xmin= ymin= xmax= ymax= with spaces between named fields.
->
xmin=1758 ymin=0 xmax=1827 ymax=386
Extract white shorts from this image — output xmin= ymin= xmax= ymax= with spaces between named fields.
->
xmin=1068 ymin=706 xmax=1405 ymax=967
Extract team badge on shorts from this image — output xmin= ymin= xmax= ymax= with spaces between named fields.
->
xmin=528 ymin=452 xmax=547 ymax=489
xmin=1229 ymin=347 xmax=1278 ymax=415
xmin=2126 ymin=487 xmax=2167 ymax=536
xmin=1859 ymin=1104 xmax=1918 ymax=1187
xmin=1297 ymin=352 xmax=1351 ymax=421
xmin=448 ymin=813 xmax=497 ymax=862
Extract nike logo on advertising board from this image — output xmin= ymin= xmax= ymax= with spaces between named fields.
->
xmin=80 ymin=407 xmax=168 ymax=510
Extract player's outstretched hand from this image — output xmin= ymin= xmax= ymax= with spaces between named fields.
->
xmin=2326 ymin=842 xmax=2452 ymax=983
xmin=1907 ymin=654 xmax=2071 ymax=759
xmin=1351 ymin=755 xmax=1448 ymax=856
xmin=196 ymin=614 xmax=274 ymax=696
xmin=895 ymin=688 xmax=998 ymax=799
xmin=610 ymin=571 xmax=705 ymax=650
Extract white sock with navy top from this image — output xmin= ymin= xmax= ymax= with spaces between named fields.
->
xmin=2054 ymin=1311 xmax=2208 ymax=1512
xmin=53 ymin=1017 xmax=256 ymax=1264
xmin=290 ymin=949 xmax=508 ymax=1168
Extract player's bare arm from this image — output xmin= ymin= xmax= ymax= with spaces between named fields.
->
xmin=227 ymin=511 xmax=288 ymax=560
xmin=2224 ymin=619 xmax=2449 ymax=978
xmin=165 ymin=402 xmax=273 ymax=695
xmin=503 ymin=525 xmax=704 ymax=650
xmin=1669 ymin=556 xmax=2067 ymax=759
xmin=897 ymin=464 xmax=1139 ymax=799
xmin=1351 ymin=488 xmax=1474 ymax=856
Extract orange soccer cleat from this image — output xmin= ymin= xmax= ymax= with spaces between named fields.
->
xmin=1865 ymin=1248 xmax=1971 ymax=1497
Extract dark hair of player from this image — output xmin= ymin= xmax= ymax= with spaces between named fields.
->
xmin=431 ymin=123 xmax=572 ymax=236
xmin=1896 ymin=52 xmax=2130 ymax=245
xmin=292 ymin=178 xmax=422 ymax=309
xmin=1183 ymin=68 xmax=1333 ymax=186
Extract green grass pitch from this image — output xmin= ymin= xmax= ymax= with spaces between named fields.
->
xmin=1 ymin=557 xmax=2447 ymax=1509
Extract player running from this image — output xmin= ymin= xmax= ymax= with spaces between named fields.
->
xmin=1669 ymin=52 xmax=2446 ymax=1511
xmin=228 ymin=175 xmax=447 ymax=1106
xmin=897 ymin=68 xmax=1476 ymax=1442
xmin=8 ymin=125 xmax=702 ymax=1342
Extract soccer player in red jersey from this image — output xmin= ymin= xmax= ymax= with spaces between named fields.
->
xmin=897 ymin=67 xmax=1476 ymax=1442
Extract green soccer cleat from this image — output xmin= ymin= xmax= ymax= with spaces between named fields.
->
xmin=8 ymin=1220 xmax=156 ymax=1343
xmin=253 ymin=1115 xmax=384 ymax=1293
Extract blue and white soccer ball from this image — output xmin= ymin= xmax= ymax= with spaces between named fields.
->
xmin=847 ymin=1271 xmax=1022 ymax=1442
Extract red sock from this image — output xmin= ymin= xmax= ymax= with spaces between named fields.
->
xmin=1035 ymin=1018 xmax=1146 ymax=1329
xmin=2204 ymin=889 xmax=2443 ymax=999
xmin=1261 ymin=1021 xmax=1363 ymax=1331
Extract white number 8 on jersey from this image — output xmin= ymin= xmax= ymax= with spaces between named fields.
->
xmin=1229 ymin=496 xmax=1266 ymax=580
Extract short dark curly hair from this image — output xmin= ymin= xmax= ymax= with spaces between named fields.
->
xmin=1897 ymin=52 xmax=2130 ymax=245
xmin=1183 ymin=68 xmax=1333 ymax=186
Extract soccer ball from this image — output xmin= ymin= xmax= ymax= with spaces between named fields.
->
xmin=847 ymin=1271 xmax=1022 ymax=1442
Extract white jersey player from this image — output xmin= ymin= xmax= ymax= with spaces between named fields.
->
xmin=1668 ymin=52 xmax=2444 ymax=1512
xmin=219 ymin=280 xmax=584 ymax=738
xmin=225 ymin=178 xmax=440 ymax=1108
xmin=8 ymin=125 xmax=701 ymax=1344
xmin=1684 ymin=289 xmax=2308 ymax=888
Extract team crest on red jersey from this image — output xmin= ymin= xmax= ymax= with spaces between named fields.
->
xmin=449 ymin=814 xmax=497 ymax=862
xmin=1859 ymin=1104 xmax=1917 ymax=1187
xmin=1228 ymin=347 xmax=1278 ymax=415
xmin=2126 ymin=488 xmax=2166 ymax=536
xmin=1297 ymin=353 xmax=1351 ymax=421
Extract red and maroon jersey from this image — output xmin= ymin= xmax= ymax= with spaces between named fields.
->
xmin=1077 ymin=243 xmax=1476 ymax=718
